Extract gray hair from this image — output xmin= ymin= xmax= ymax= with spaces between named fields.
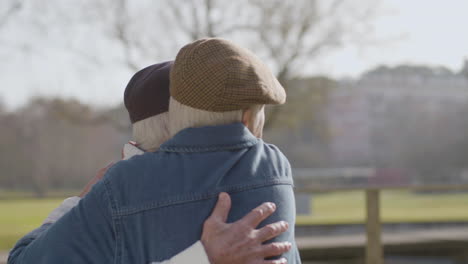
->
xmin=168 ymin=97 xmax=264 ymax=138
xmin=132 ymin=112 xmax=170 ymax=152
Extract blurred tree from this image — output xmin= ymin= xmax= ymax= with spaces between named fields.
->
xmin=3 ymin=0 xmax=379 ymax=130
xmin=366 ymin=78 xmax=468 ymax=184
xmin=48 ymin=98 xmax=131 ymax=132
xmin=0 ymin=113 xmax=25 ymax=189
xmin=82 ymin=0 xmax=380 ymax=128
xmin=460 ymin=59 xmax=468 ymax=79
xmin=0 ymin=97 xmax=5 ymax=112
xmin=363 ymin=64 xmax=456 ymax=80
xmin=164 ymin=0 xmax=380 ymax=128
xmin=264 ymin=77 xmax=337 ymax=167
xmin=159 ymin=0 xmax=380 ymax=80
xmin=0 ymin=97 xmax=125 ymax=197
xmin=0 ymin=0 xmax=24 ymax=28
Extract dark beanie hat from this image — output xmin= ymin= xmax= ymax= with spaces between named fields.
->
xmin=124 ymin=61 xmax=173 ymax=124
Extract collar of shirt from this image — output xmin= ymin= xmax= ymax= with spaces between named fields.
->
xmin=159 ymin=122 xmax=259 ymax=153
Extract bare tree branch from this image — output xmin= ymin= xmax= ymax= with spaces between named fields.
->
xmin=69 ymin=0 xmax=381 ymax=130
xmin=323 ymin=0 xmax=345 ymax=19
xmin=165 ymin=0 xmax=196 ymax=39
xmin=0 ymin=0 xmax=24 ymax=28
xmin=204 ymin=0 xmax=215 ymax=37
xmin=111 ymin=0 xmax=140 ymax=70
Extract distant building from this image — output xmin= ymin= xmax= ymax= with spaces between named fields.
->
xmin=327 ymin=65 xmax=468 ymax=167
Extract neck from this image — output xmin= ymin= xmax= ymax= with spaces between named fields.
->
xmin=168 ymin=97 xmax=243 ymax=138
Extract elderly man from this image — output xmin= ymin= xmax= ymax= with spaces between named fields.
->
xmin=9 ymin=60 xmax=293 ymax=264
xmin=165 ymin=38 xmax=301 ymax=263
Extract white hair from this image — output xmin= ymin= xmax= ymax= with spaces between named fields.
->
xmin=132 ymin=112 xmax=170 ymax=152
xmin=168 ymin=97 xmax=264 ymax=138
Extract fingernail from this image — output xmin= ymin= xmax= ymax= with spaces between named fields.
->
xmin=279 ymin=258 xmax=287 ymax=264
xmin=281 ymin=221 xmax=289 ymax=228
xmin=268 ymin=202 xmax=276 ymax=210
xmin=218 ymin=193 xmax=226 ymax=200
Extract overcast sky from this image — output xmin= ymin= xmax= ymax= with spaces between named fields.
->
xmin=1 ymin=0 xmax=468 ymax=110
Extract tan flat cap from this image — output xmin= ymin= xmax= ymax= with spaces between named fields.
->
xmin=170 ymin=38 xmax=286 ymax=112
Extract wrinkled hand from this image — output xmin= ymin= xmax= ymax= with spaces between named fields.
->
xmin=79 ymin=162 xmax=114 ymax=198
xmin=201 ymin=192 xmax=291 ymax=264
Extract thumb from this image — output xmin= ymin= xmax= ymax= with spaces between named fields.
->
xmin=209 ymin=192 xmax=231 ymax=223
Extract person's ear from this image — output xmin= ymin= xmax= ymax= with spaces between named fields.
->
xmin=242 ymin=108 xmax=252 ymax=127
xmin=242 ymin=108 xmax=264 ymax=138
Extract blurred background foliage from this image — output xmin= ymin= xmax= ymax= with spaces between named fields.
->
xmin=1 ymin=0 xmax=468 ymax=195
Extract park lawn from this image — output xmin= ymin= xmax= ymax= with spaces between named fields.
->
xmin=1 ymin=191 xmax=468 ymax=251
xmin=0 ymin=199 xmax=62 ymax=251
xmin=296 ymin=190 xmax=468 ymax=225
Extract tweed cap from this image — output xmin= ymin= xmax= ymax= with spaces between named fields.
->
xmin=170 ymin=38 xmax=286 ymax=112
xmin=124 ymin=61 xmax=173 ymax=123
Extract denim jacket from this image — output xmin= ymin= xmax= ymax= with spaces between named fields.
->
xmin=9 ymin=123 xmax=301 ymax=264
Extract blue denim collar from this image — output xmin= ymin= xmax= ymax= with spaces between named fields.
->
xmin=159 ymin=123 xmax=259 ymax=153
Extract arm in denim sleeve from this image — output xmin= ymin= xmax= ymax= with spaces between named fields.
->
xmin=9 ymin=196 xmax=210 ymax=264
xmin=7 ymin=223 xmax=52 ymax=264
xmin=7 ymin=180 xmax=115 ymax=264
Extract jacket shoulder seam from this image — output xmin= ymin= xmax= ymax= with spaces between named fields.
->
xmin=114 ymin=179 xmax=293 ymax=217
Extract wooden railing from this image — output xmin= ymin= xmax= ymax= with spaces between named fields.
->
xmin=295 ymin=183 xmax=468 ymax=264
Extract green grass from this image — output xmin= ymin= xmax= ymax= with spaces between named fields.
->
xmin=0 ymin=198 xmax=63 ymax=251
xmin=1 ymin=191 xmax=468 ymax=251
xmin=0 ymin=190 xmax=79 ymax=200
xmin=296 ymin=190 xmax=468 ymax=225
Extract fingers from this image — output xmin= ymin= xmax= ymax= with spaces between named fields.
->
xmin=96 ymin=162 xmax=114 ymax=179
xmin=79 ymin=162 xmax=114 ymax=198
xmin=104 ymin=161 xmax=115 ymax=169
xmin=240 ymin=202 xmax=276 ymax=228
xmin=208 ymin=192 xmax=231 ymax=223
xmin=257 ymin=221 xmax=289 ymax=242
xmin=263 ymin=257 xmax=287 ymax=264
xmin=262 ymin=242 xmax=292 ymax=258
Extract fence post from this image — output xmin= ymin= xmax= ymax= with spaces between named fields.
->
xmin=366 ymin=189 xmax=383 ymax=264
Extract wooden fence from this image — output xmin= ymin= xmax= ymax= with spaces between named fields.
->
xmin=295 ymin=183 xmax=468 ymax=264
